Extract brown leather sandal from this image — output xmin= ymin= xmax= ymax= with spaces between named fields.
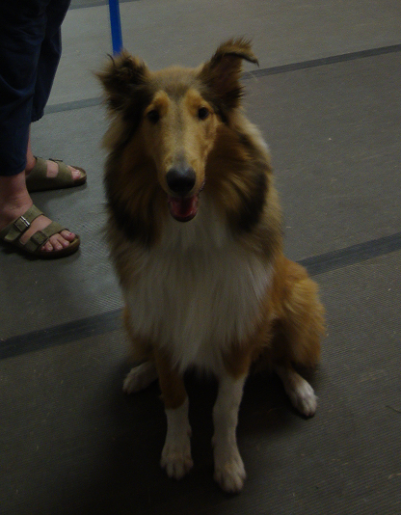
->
xmin=26 ymin=157 xmax=87 ymax=192
xmin=0 ymin=205 xmax=80 ymax=259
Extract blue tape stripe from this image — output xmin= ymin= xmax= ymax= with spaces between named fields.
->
xmin=108 ymin=0 xmax=123 ymax=55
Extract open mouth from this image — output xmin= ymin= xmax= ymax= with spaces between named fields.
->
xmin=168 ymin=194 xmax=199 ymax=222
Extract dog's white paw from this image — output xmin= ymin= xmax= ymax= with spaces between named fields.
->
xmin=161 ymin=436 xmax=193 ymax=480
xmin=288 ymin=378 xmax=317 ymax=417
xmin=276 ymin=366 xmax=318 ymax=417
xmin=122 ymin=362 xmax=158 ymax=394
xmin=214 ymin=451 xmax=246 ymax=493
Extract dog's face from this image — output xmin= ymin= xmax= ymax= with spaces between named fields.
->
xmin=98 ymin=39 xmax=258 ymax=228
xmin=139 ymin=77 xmax=218 ymax=222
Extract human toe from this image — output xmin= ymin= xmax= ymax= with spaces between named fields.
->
xmin=60 ymin=229 xmax=76 ymax=242
xmin=42 ymin=240 xmax=54 ymax=252
xmin=69 ymin=166 xmax=83 ymax=181
xmin=43 ymin=233 xmax=70 ymax=252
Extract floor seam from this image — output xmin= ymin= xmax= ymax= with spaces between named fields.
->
xmin=45 ymin=43 xmax=401 ymax=116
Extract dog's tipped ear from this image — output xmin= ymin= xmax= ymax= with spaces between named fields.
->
xmin=199 ymin=38 xmax=258 ymax=111
xmin=96 ymin=50 xmax=149 ymax=110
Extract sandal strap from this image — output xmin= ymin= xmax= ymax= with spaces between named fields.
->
xmin=24 ymin=221 xmax=67 ymax=252
xmin=26 ymin=157 xmax=74 ymax=191
xmin=48 ymin=159 xmax=76 ymax=183
xmin=0 ymin=205 xmax=44 ymax=243
xmin=49 ymin=158 xmax=86 ymax=182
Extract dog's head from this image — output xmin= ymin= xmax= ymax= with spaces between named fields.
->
xmin=98 ymin=39 xmax=258 ymax=227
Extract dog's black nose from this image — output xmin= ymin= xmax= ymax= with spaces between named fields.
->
xmin=166 ymin=166 xmax=196 ymax=195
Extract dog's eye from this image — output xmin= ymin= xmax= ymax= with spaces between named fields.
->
xmin=147 ymin=110 xmax=160 ymax=124
xmin=198 ymin=107 xmax=209 ymax=120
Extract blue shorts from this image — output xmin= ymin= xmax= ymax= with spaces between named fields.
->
xmin=0 ymin=0 xmax=71 ymax=176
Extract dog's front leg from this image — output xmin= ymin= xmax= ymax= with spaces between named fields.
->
xmin=213 ymin=371 xmax=247 ymax=493
xmin=154 ymin=351 xmax=193 ymax=480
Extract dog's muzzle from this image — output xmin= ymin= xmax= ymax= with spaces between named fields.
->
xmin=166 ymin=166 xmax=196 ymax=195
xmin=166 ymin=166 xmax=199 ymax=222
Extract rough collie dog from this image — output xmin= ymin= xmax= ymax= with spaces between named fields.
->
xmin=98 ymin=38 xmax=325 ymax=493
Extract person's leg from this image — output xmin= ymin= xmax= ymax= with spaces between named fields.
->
xmin=26 ymin=0 xmax=83 ymax=183
xmin=31 ymin=0 xmax=70 ymax=123
xmin=0 ymin=0 xmax=77 ymax=253
xmin=0 ymin=1 xmax=45 ymax=177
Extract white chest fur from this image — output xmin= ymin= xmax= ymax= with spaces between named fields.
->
xmin=124 ymin=198 xmax=272 ymax=375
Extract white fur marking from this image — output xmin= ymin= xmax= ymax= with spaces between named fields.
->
xmin=213 ymin=374 xmax=247 ymax=493
xmin=122 ymin=362 xmax=158 ymax=394
xmin=161 ymin=398 xmax=193 ymax=480
xmin=125 ymin=197 xmax=271 ymax=375
xmin=276 ymin=366 xmax=317 ymax=417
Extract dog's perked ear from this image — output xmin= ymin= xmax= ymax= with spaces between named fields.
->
xmin=199 ymin=38 xmax=258 ymax=115
xmin=96 ymin=50 xmax=150 ymax=112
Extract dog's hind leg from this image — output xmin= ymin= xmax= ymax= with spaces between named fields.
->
xmin=271 ymin=257 xmax=325 ymax=417
xmin=275 ymin=364 xmax=317 ymax=417
xmin=123 ymin=361 xmax=158 ymax=394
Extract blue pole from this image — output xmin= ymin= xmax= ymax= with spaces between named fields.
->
xmin=108 ymin=0 xmax=123 ymax=55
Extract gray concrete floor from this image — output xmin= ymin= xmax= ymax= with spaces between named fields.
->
xmin=1 ymin=1 xmax=401 ymax=514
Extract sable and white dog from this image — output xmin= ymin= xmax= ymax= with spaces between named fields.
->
xmin=98 ymin=39 xmax=325 ymax=493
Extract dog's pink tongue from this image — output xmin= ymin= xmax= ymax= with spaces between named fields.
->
xmin=168 ymin=195 xmax=198 ymax=221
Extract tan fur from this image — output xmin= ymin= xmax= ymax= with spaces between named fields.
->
xmin=124 ymin=307 xmax=187 ymax=409
xmin=123 ymin=307 xmax=153 ymax=362
xmin=153 ymin=351 xmax=188 ymax=410
xmin=99 ymin=38 xmax=325 ymax=491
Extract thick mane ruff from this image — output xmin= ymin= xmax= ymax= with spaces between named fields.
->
xmin=205 ymin=123 xmax=269 ymax=234
xmin=104 ymin=135 xmax=166 ymax=247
